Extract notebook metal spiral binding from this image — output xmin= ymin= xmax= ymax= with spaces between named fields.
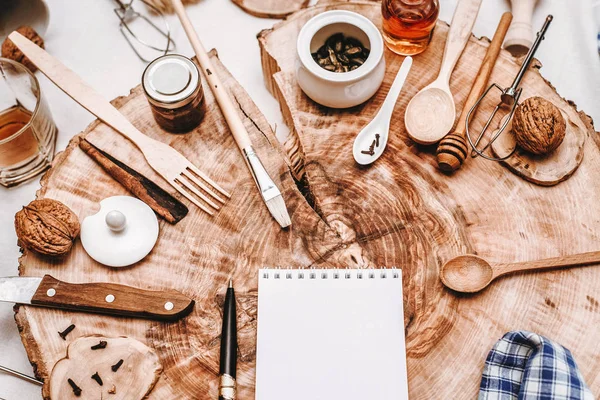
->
xmin=260 ymin=267 xmax=400 ymax=279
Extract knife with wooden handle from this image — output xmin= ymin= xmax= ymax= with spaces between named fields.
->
xmin=0 ymin=275 xmax=194 ymax=321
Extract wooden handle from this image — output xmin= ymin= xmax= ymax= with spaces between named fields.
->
xmin=171 ymin=0 xmax=253 ymax=150
xmin=455 ymin=13 xmax=512 ymax=136
xmin=436 ymin=12 xmax=512 ymax=172
xmin=493 ymin=250 xmax=600 ymax=278
xmin=31 ymin=275 xmax=195 ymax=321
xmin=8 ymin=32 xmax=153 ymax=150
xmin=438 ymin=0 xmax=482 ymax=82
xmin=504 ymin=0 xmax=538 ymax=55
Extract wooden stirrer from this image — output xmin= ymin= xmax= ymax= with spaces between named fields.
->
xmin=436 ymin=12 xmax=513 ymax=172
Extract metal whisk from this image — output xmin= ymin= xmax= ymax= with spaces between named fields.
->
xmin=0 ymin=364 xmax=42 ymax=386
xmin=466 ymin=15 xmax=553 ymax=161
xmin=113 ymin=0 xmax=176 ymax=62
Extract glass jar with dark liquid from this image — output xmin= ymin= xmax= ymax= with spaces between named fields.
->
xmin=142 ymin=54 xmax=206 ymax=134
xmin=382 ymin=0 xmax=440 ymax=56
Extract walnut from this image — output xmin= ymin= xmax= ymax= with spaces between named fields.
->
xmin=14 ymin=199 xmax=80 ymax=256
xmin=513 ymin=96 xmax=566 ymax=155
xmin=1 ymin=26 xmax=44 ymax=73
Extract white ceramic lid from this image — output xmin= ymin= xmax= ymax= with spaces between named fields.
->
xmin=81 ymin=196 xmax=159 ymax=268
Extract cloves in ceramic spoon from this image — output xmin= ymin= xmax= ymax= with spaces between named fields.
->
xmin=404 ymin=0 xmax=482 ymax=145
xmin=440 ymin=251 xmax=600 ymax=293
xmin=353 ymin=56 xmax=412 ymax=165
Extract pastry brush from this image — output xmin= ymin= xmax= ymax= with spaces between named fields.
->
xmin=170 ymin=0 xmax=291 ymax=228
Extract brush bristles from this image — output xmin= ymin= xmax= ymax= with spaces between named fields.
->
xmin=265 ymin=195 xmax=291 ymax=228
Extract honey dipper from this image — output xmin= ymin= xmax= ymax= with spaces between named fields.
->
xmin=436 ymin=12 xmax=513 ymax=172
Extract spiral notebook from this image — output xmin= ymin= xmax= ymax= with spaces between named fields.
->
xmin=255 ymin=269 xmax=409 ymax=400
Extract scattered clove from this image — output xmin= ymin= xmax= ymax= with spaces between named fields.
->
xmin=312 ymin=33 xmax=370 ymax=73
xmin=108 ymin=384 xmax=117 ymax=394
xmin=111 ymin=359 xmax=124 ymax=372
xmin=91 ymin=340 xmax=107 ymax=350
xmin=58 ymin=324 xmax=76 ymax=340
xmin=91 ymin=372 xmax=103 ymax=386
xmin=361 ymin=138 xmax=377 ymax=156
xmin=361 ymin=133 xmax=382 ymax=156
xmin=67 ymin=378 xmax=82 ymax=397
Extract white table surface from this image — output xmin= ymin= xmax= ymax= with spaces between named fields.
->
xmin=1 ymin=0 xmax=599 ymax=398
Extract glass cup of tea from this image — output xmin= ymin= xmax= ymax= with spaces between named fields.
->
xmin=0 ymin=58 xmax=57 ymax=187
xmin=382 ymin=0 xmax=440 ymax=56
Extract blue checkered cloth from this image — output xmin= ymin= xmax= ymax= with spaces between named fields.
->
xmin=479 ymin=331 xmax=594 ymax=400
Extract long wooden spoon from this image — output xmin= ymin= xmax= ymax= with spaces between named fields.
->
xmin=404 ymin=0 xmax=482 ymax=145
xmin=440 ymin=251 xmax=600 ymax=293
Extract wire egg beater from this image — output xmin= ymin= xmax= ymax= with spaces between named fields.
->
xmin=465 ymin=15 xmax=553 ymax=161
xmin=113 ymin=0 xmax=177 ymax=62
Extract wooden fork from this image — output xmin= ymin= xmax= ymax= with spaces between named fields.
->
xmin=9 ymin=31 xmax=230 ymax=215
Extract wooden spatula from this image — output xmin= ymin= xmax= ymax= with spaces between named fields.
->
xmin=9 ymin=31 xmax=230 ymax=216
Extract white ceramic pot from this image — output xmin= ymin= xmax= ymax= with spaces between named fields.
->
xmin=296 ymin=10 xmax=386 ymax=109
xmin=0 ymin=0 xmax=49 ymax=42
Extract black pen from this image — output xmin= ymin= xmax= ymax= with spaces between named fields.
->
xmin=219 ymin=279 xmax=237 ymax=400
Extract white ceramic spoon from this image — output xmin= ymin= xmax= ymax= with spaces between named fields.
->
xmin=353 ymin=56 xmax=412 ymax=165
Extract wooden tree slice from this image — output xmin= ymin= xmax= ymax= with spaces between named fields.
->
xmin=15 ymin=50 xmax=312 ymax=399
xmin=13 ymin=4 xmax=600 ymax=399
xmin=231 ymin=0 xmax=309 ymax=19
xmin=259 ymin=2 xmax=600 ymax=398
xmin=491 ymin=107 xmax=586 ymax=186
xmin=142 ymin=0 xmax=200 ymax=14
xmin=48 ymin=336 xmax=162 ymax=400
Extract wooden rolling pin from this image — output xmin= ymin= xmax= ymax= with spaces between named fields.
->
xmin=436 ymin=12 xmax=513 ymax=172
xmin=504 ymin=0 xmax=538 ymax=57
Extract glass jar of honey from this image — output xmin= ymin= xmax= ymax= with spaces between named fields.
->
xmin=142 ymin=54 xmax=205 ymax=133
xmin=382 ymin=0 xmax=440 ymax=56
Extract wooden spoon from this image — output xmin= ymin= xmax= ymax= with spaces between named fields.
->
xmin=404 ymin=0 xmax=482 ymax=145
xmin=441 ymin=251 xmax=600 ymax=293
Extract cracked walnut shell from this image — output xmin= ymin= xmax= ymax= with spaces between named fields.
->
xmin=513 ymin=96 xmax=566 ymax=155
xmin=1 ymin=26 xmax=44 ymax=73
xmin=15 ymin=199 xmax=80 ymax=256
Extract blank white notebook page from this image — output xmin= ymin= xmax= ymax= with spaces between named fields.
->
xmin=255 ymin=269 xmax=409 ymax=400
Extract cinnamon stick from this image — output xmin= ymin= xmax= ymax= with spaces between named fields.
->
xmin=79 ymin=139 xmax=188 ymax=224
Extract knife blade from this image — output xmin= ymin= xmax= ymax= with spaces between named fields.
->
xmin=0 ymin=275 xmax=194 ymax=321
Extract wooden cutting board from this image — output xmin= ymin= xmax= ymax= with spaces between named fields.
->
xmin=231 ymin=0 xmax=309 ymax=18
xmin=15 ymin=4 xmax=600 ymax=400
xmin=16 ymin=50 xmax=306 ymax=399
xmin=258 ymin=1 xmax=600 ymax=397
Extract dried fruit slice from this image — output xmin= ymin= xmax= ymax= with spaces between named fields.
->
xmin=48 ymin=336 xmax=162 ymax=400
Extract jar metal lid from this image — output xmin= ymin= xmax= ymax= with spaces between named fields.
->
xmin=142 ymin=54 xmax=202 ymax=109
